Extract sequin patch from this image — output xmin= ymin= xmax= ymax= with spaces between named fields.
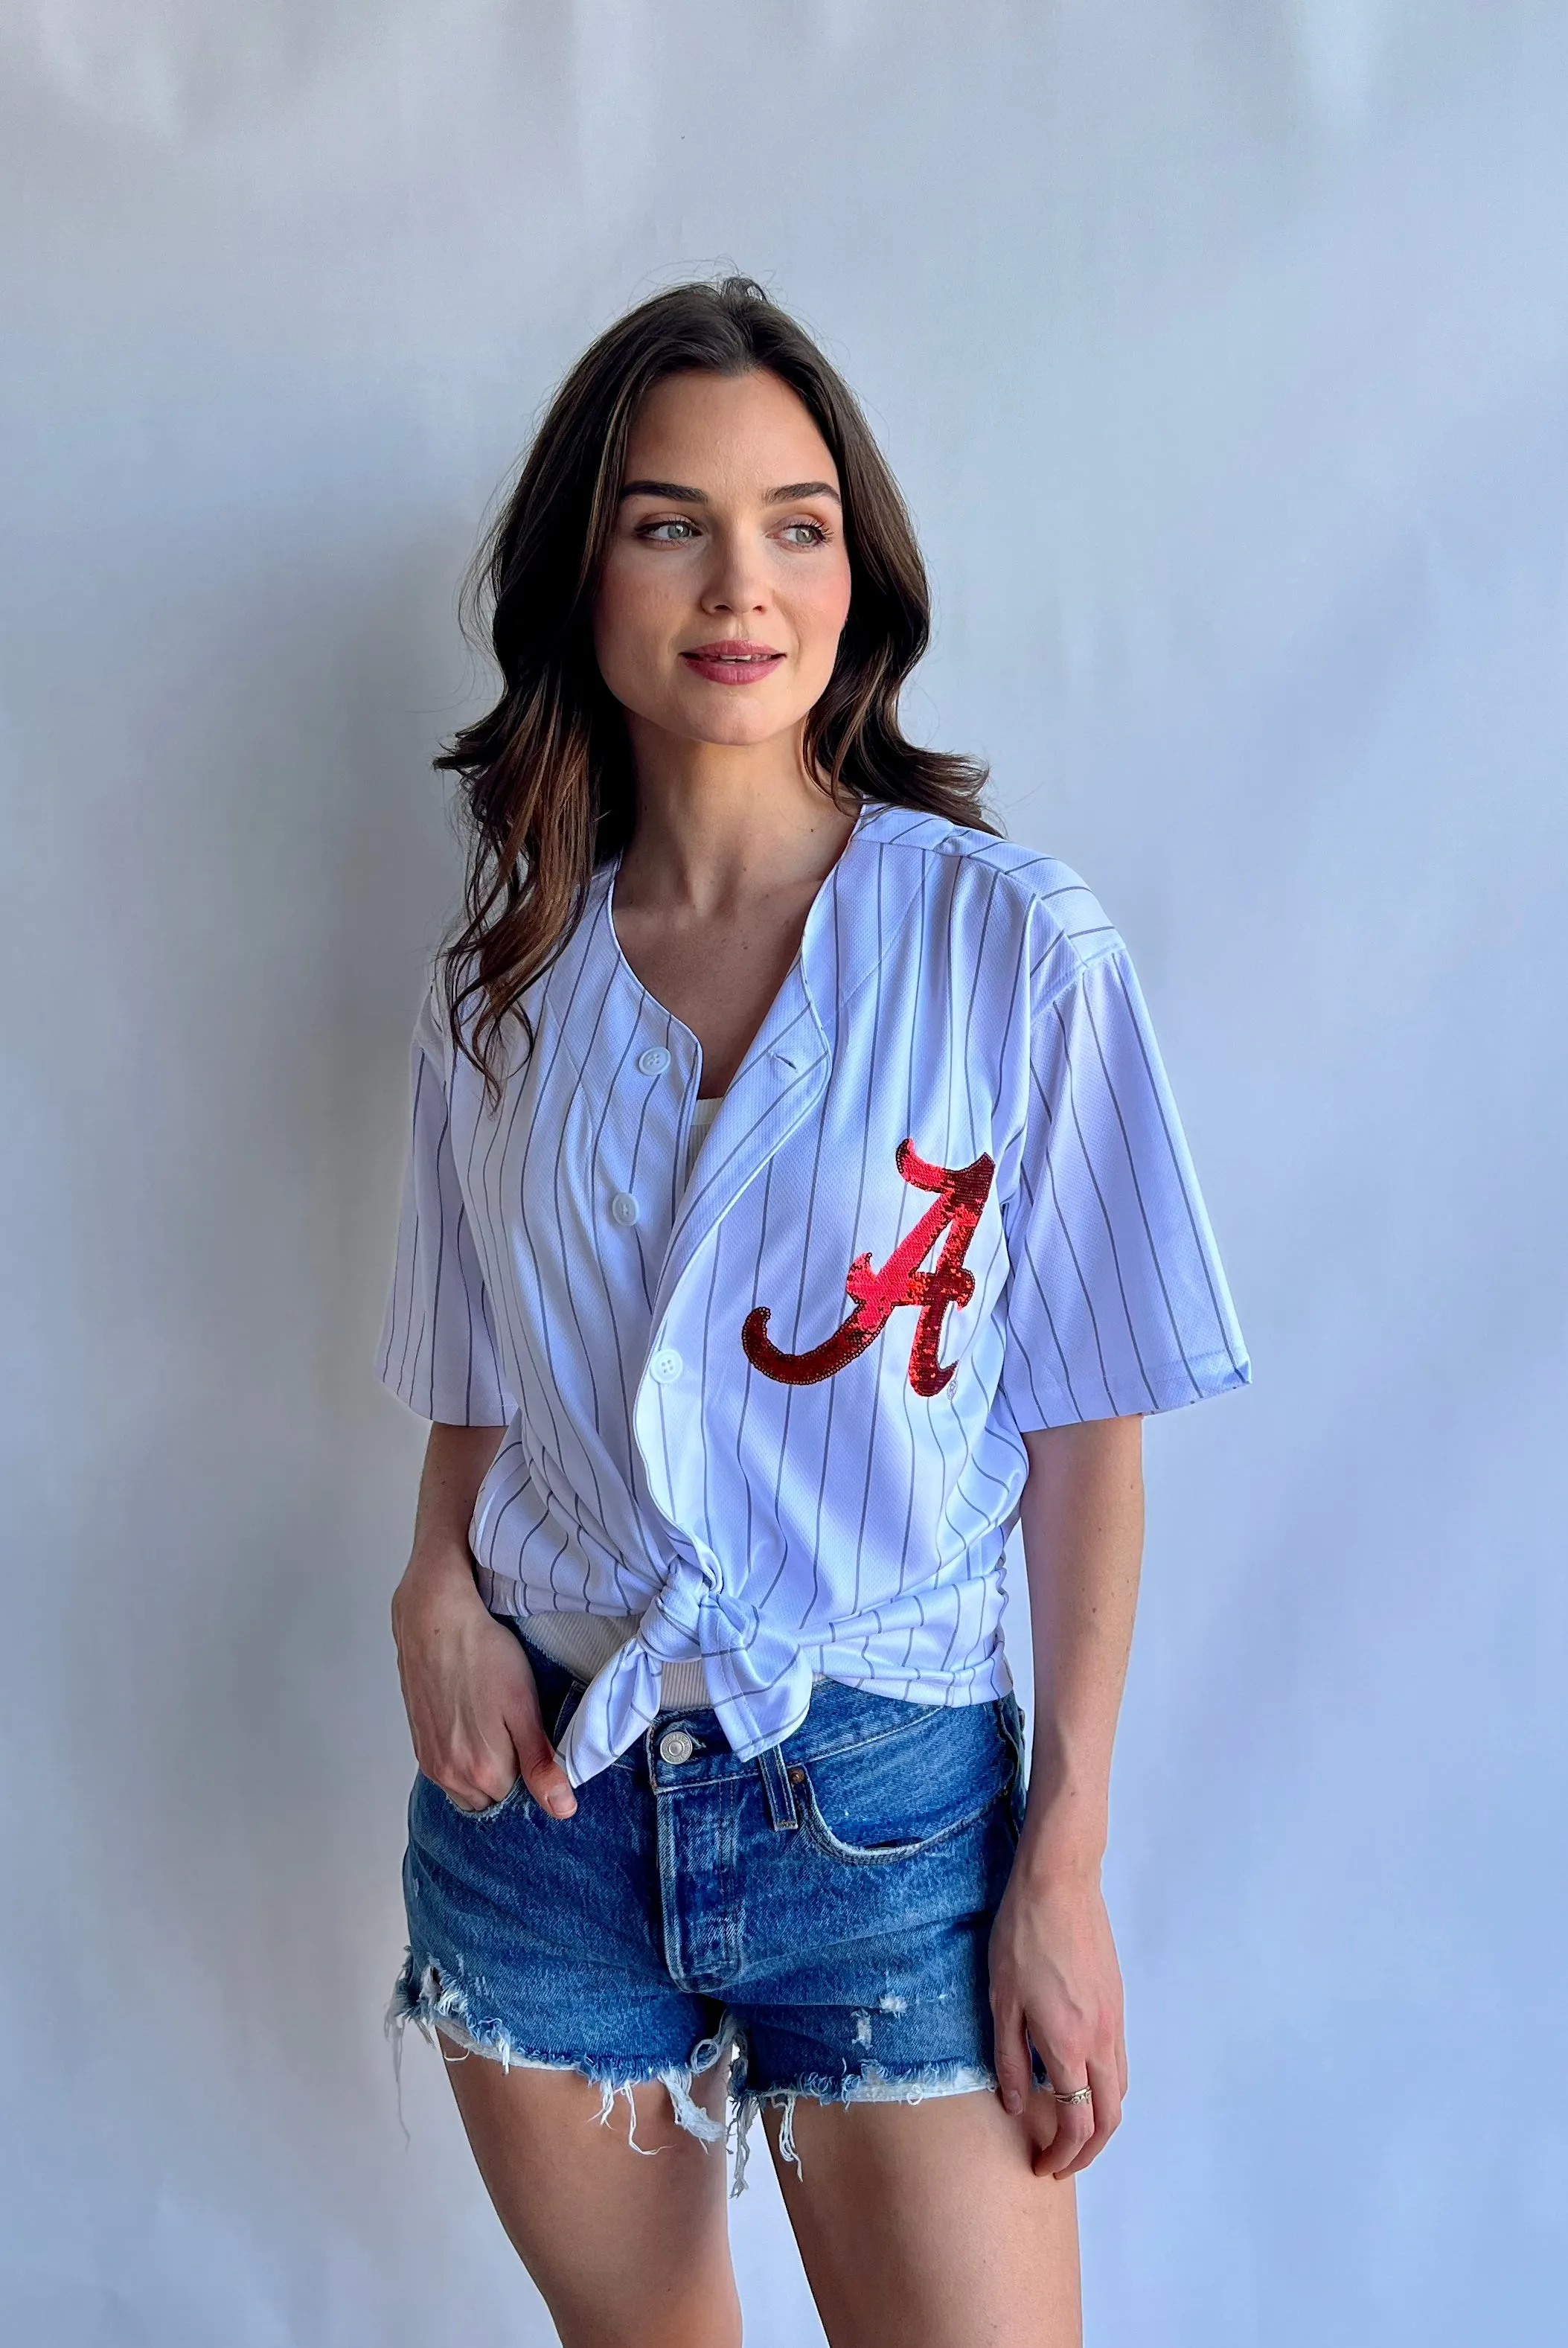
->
xmin=741 ymin=1140 xmax=996 ymax=1394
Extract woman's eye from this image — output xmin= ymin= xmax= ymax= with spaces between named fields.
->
xmin=639 ymin=517 xmax=700 ymax=543
xmin=779 ymin=519 xmax=828 ymax=547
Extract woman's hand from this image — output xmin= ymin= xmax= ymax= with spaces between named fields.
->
xmin=988 ymin=1852 xmax=1127 ymax=2178
xmin=389 ymin=1543 xmax=577 ymax=1820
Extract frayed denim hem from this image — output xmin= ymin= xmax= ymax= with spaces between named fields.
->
xmin=385 ymin=1946 xmax=997 ymax=2198
xmin=727 ymin=2060 xmax=998 ymax=2194
xmin=384 ymin=1948 xmax=736 ymax=2163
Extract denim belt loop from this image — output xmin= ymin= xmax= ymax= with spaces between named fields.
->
xmin=756 ymin=1742 xmax=800 ymax=1832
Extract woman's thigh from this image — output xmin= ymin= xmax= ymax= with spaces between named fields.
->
xmin=764 ymin=2085 xmax=1081 ymax=2348
xmin=389 ymin=1631 xmax=743 ymax=2345
xmin=438 ymin=2032 xmax=741 ymax=2348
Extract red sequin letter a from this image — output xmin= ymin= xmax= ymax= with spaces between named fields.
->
xmin=741 ymin=1140 xmax=996 ymax=1396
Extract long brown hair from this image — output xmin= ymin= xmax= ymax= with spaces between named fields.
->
xmin=436 ymin=274 xmax=995 ymax=1107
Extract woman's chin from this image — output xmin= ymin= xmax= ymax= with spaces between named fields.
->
xmin=633 ymin=696 xmax=813 ymax=755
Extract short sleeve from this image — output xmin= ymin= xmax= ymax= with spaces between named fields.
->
xmin=374 ymin=980 xmax=517 ymax=1425
xmin=998 ymin=940 xmax=1252 ymax=1431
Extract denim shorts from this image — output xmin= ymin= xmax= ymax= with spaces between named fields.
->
xmin=386 ymin=1625 xmax=1034 ymax=2191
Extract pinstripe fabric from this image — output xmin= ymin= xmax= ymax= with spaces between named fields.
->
xmin=375 ymin=802 xmax=1251 ymax=1786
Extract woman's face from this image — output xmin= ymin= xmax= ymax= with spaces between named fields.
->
xmin=592 ymin=368 xmax=853 ymax=754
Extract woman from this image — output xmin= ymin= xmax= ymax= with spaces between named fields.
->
xmin=377 ymin=275 xmax=1249 ymax=2348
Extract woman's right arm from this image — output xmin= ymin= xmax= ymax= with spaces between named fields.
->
xmin=388 ymin=1421 xmax=578 ymax=1818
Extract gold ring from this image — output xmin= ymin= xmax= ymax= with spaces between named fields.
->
xmin=1052 ymin=2085 xmax=1092 ymax=2105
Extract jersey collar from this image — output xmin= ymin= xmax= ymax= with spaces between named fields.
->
xmin=543 ymin=793 xmax=922 ymax=1087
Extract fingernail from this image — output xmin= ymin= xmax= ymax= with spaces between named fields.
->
xmin=547 ymin=1789 xmax=576 ymax=1817
xmin=1003 ymin=2090 xmax=1024 ymax=2115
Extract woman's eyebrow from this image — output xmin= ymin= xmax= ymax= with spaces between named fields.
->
xmin=620 ymin=478 xmax=706 ymax=501
xmin=617 ymin=478 xmax=842 ymax=504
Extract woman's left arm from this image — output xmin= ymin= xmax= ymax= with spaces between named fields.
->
xmin=988 ymin=1413 xmax=1145 ymax=2178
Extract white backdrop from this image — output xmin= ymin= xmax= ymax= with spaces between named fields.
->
xmin=3 ymin=6 xmax=1564 ymax=2343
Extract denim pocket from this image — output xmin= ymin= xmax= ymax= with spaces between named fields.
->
xmin=420 ymin=1632 xmax=585 ymax=1826
xmin=794 ymin=1701 xmax=1014 ymax=1866
xmin=514 ymin=1628 xmax=588 ymax=1744
xmin=550 ymin=1673 xmax=587 ymax=1748
xmin=427 ymin=1769 xmax=529 ymax=1826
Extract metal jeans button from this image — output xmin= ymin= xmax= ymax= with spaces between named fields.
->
xmin=658 ymin=1727 xmax=696 ymax=1765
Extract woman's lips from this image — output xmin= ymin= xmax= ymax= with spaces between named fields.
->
xmin=679 ymin=640 xmax=786 ymax=685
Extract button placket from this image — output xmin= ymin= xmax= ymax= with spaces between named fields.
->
xmin=603 ymin=1029 xmax=684 ymax=1257
xmin=628 ymin=974 xmax=829 ymax=1541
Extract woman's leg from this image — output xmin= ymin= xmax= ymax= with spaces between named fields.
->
xmin=763 ymin=2083 xmax=1081 ymax=2348
xmin=437 ymin=2029 xmax=742 ymax=2348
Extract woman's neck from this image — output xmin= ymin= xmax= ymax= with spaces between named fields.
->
xmin=615 ymin=720 xmax=857 ymax=918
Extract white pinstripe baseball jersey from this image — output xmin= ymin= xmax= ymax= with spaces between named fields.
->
xmin=376 ymin=799 xmax=1250 ymax=1787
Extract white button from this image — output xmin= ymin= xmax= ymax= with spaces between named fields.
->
xmin=649 ymin=1348 xmax=683 ymax=1385
xmin=658 ymin=1727 xmax=696 ymax=1765
xmin=609 ymin=1191 xmax=639 ymax=1226
xmin=637 ymin=1046 xmax=671 ymax=1075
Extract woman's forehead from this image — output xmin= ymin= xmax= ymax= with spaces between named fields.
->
xmin=622 ymin=369 xmax=838 ymax=490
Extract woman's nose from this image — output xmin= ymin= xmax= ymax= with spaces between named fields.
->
xmin=700 ymin=525 xmax=768 ymax=615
